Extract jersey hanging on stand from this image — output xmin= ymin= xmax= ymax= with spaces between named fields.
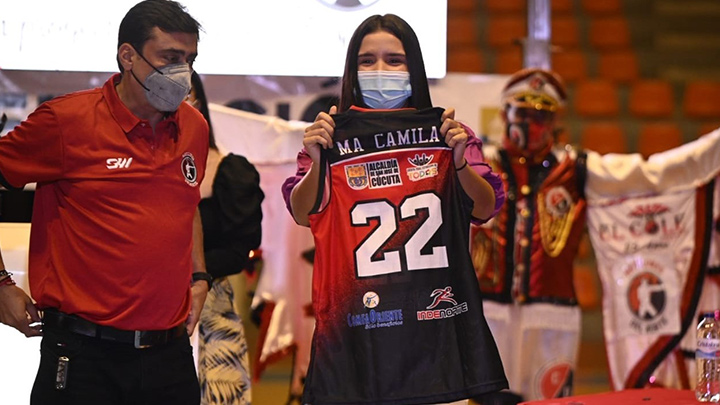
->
xmin=305 ymin=107 xmax=508 ymax=405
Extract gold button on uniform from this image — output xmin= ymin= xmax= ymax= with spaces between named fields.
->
xmin=521 ymin=185 xmax=531 ymax=195
xmin=520 ymin=208 xmax=530 ymax=217
xmin=520 ymin=238 xmax=529 ymax=247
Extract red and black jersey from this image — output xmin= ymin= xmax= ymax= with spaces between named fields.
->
xmin=305 ymin=107 xmax=507 ymax=404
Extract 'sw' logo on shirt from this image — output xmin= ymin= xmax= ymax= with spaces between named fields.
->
xmin=106 ymin=157 xmax=133 ymax=169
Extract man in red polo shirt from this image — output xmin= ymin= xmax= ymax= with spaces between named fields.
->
xmin=0 ymin=1 xmax=210 ymax=404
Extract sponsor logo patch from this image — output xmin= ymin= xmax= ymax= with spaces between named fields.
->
xmin=363 ymin=291 xmax=379 ymax=309
xmin=406 ymin=153 xmax=439 ymax=182
xmin=347 ymin=291 xmax=403 ymax=330
xmin=417 ymin=286 xmax=469 ymax=321
xmin=106 ymin=157 xmax=133 ymax=169
xmin=344 ymin=158 xmax=403 ymax=190
xmin=345 ymin=164 xmax=368 ymax=190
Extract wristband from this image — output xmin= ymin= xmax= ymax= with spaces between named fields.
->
xmin=0 ymin=270 xmax=13 ymax=285
xmin=455 ymin=159 xmax=468 ymax=171
xmin=0 ymin=277 xmax=16 ymax=287
xmin=192 ymin=272 xmax=213 ymax=289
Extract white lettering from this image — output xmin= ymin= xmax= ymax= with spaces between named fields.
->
xmin=430 ymin=126 xmax=439 ymax=142
xmin=337 ymin=140 xmax=353 ymax=155
xmin=337 ymin=138 xmax=365 ymax=155
xmin=374 ymin=133 xmax=385 ymax=149
xmin=353 ymin=138 xmax=364 ymax=153
xmin=397 ymin=129 xmax=410 ymax=144
xmin=373 ymin=126 xmax=442 ymax=150
xmin=386 ymin=131 xmax=396 ymax=147
xmin=106 ymin=157 xmax=133 ymax=169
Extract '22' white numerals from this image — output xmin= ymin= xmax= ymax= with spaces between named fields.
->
xmin=350 ymin=192 xmax=448 ymax=278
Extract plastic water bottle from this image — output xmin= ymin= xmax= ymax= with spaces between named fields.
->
xmin=697 ymin=311 xmax=720 ymax=402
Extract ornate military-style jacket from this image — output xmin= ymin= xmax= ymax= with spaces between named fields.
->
xmin=471 ymin=144 xmax=587 ymax=305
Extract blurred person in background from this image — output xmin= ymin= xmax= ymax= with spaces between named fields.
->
xmin=189 ymin=71 xmax=264 ymax=405
xmin=473 ymin=67 xmax=720 ymax=403
xmin=471 ymin=68 xmax=585 ymax=404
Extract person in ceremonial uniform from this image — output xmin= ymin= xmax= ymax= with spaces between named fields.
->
xmin=471 ymin=68 xmax=586 ymax=404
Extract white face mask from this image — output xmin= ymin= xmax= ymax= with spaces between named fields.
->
xmin=131 ymin=52 xmax=192 ymax=112
xmin=358 ymin=70 xmax=412 ymax=109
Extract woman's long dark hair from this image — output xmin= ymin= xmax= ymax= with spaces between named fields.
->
xmin=339 ymin=14 xmax=432 ymax=112
xmin=190 ymin=71 xmax=217 ymax=150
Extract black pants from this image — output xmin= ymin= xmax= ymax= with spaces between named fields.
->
xmin=31 ymin=325 xmax=199 ymax=405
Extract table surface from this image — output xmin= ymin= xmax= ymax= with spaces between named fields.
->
xmin=519 ymin=388 xmax=697 ymax=405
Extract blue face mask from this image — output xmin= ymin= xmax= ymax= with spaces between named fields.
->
xmin=358 ymin=71 xmax=412 ymax=109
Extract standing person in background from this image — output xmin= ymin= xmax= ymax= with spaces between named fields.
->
xmin=472 ymin=67 xmax=720 ymax=403
xmin=471 ymin=68 xmax=586 ymax=404
xmin=283 ymin=14 xmax=508 ymax=405
xmin=0 ymin=1 xmax=210 ymax=404
xmin=189 ymin=71 xmax=264 ymax=405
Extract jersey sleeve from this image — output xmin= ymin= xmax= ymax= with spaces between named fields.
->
xmin=0 ymin=103 xmax=64 ymax=188
xmin=281 ymin=148 xmax=313 ymax=216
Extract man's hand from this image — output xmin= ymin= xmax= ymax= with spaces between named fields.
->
xmin=0 ymin=285 xmax=41 ymax=337
xmin=185 ymin=280 xmax=208 ymax=336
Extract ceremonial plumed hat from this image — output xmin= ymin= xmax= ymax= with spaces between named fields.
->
xmin=501 ymin=68 xmax=567 ymax=112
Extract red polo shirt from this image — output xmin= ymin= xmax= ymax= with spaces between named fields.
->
xmin=0 ymin=74 xmax=208 ymax=330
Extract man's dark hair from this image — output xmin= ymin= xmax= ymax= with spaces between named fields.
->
xmin=116 ymin=0 xmax=201 ymax=71
xmin=339 ymin=14 xmax=432 ymax=112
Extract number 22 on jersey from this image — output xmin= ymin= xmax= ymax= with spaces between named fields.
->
xmin=351 ymin=191 xmax=448 ymax=278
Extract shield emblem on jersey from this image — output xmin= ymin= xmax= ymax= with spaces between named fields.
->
xmin=345 ymin=164 xmax=368 ymax=190
xmin=181 ymin=152 xmax=198 ymax=186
